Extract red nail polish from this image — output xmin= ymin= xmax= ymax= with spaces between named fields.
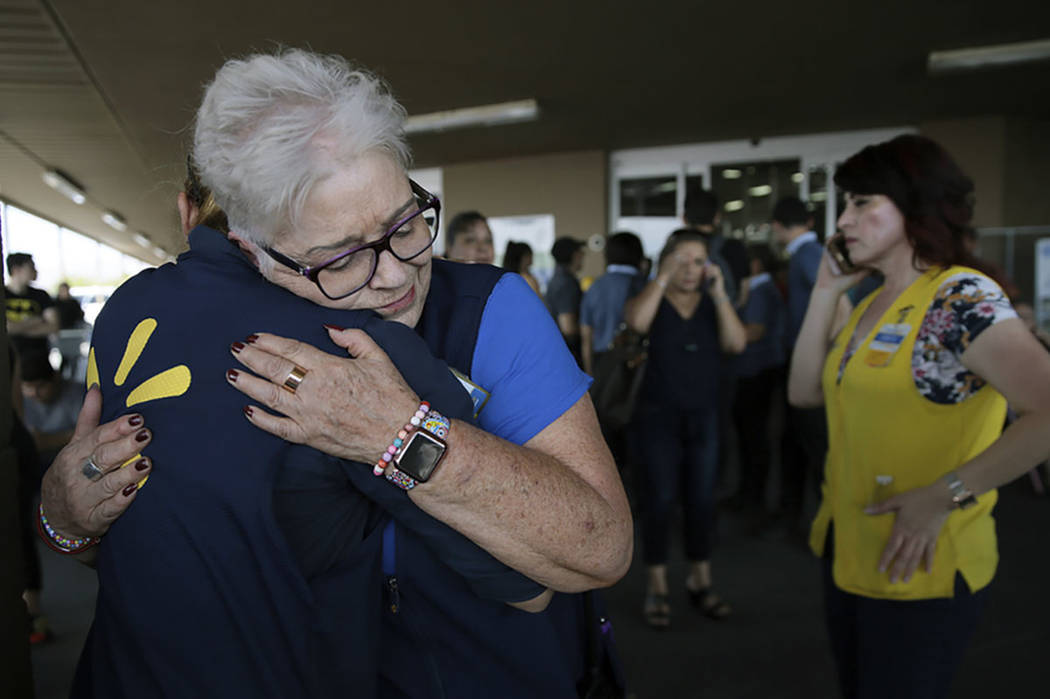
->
xmin=135 ymin=428 xmax=150 ymax=443
xmin=243 ymin=406 xmax=254 ymax=418
xmin=123 ymin=483 xmax=138 ymax=497
xmin=245 ymin=334 xmax=259 ymax=344
xmin=323 ymin=324 xmax=345 ymax=332
xmin=128 ymin=414 xmax=143 ymax=427
xmin=231 ymin=342 xmax=245 ymax=353
xmin=134 ymin=458 xmax=149 ymax=472
xmin=227 ymin=369 xmax=239 ymax=382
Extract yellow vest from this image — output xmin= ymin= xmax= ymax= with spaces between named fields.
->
xmin=809 ymin=266 xmax=1005 ymax=600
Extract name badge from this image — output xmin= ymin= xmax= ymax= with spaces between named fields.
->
xmin=450 ymin=368 xmax=490 ymax=418
xmin=864 ymin=323 xmax=911 ymax=367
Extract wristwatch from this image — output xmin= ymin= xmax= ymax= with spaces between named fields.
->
xmin=395 ymin=429 xmax=447 ymax=482
xmin=945 ymin=471 xmax=977 ymax=509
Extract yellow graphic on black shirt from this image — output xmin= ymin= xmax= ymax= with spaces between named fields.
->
xmin=87 ymin=318 xmax=192 ymax=489
xmin=6 ymin=298 xmax=42 ymax=322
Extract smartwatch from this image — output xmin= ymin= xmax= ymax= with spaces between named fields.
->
xmin=394 ymin=428 xmax=447 ymax=483
xmin=945 ymin=471 xmax=977 ymax=510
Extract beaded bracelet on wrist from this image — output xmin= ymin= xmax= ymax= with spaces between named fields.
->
xmin=373 ymin=401 xmax=431 ymax=477
xmin=37 ymin=503 xmax=100 ymax=554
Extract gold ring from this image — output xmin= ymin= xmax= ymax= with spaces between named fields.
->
xmin=282 ymin=365 xmax=308 ymax=394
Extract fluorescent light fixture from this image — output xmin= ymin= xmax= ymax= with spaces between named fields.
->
xmin=724 ymin=200 xmax=745 ymax=212
xmin=133 ymin=233 xmax=151 ymax=247
xmin=102 ymin=211 xmax=127 ymax=232
xmin=928 ymin=37 xmax=1050 ymax=74
xmin=748 ymin=184 xmax=773 ymax=197
xmin=42 ymin=169 xmax=86 ymax=205
xmin=151 ymin=246 xmax=167 ymax=258
xmin=404 ymin=99 xmax=539 ymax=134
xmin=810 ymin=191 xmax=828 ymax=202
xmin=791 ymin=172 xmax=805 ymax=184
xmin=722 ymin=169 xmax=742 ymax=180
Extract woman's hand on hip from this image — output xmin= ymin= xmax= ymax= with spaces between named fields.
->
xmin=227 ymin=327 xmax=420 ymax=464
xmin=865 ymin=484 xmax=951 ymax=584
xmin=39 ymin=386 xmax=153 ymax=539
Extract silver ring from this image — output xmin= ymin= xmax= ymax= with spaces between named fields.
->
xmin=81 ymin=456 xmax=105 ymax=482
xmin=282 ymin=365 xmax=308 ymax=394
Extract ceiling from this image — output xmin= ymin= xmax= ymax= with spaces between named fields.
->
xmin=2 ymin=0 xmax=1049 ymax=261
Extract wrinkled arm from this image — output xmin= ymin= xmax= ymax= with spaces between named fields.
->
xmin=409 ymin=393 xmax=632 ymax=592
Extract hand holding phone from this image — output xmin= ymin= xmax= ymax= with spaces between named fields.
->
xmin=826 ymin=233 xmax=856 ymax=275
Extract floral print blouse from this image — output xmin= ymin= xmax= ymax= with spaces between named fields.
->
xmin=838 ymin=273 xmax=1016 ymax=404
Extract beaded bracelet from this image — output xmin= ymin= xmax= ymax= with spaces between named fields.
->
xmin=37 ymin=503 xmax=100 ymax=555
xmin=373 ymin=401 xmax=431 ymax=477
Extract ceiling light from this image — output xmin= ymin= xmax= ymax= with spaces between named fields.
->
xmin=151 ymin=246 xmax=167 ymax=258
xmin=724 ymin=200 xmax=745 ymax=212
xmin=133 ymin=233 xmax=151 ymax=247
xmin=810 ymin=191 xmax=828 ymax=202
xmin=42 ymin=169 xmax=86 ymax=205
xmin=791 ymin=172 xmax=805 ymax=183
xmin=404 ymin=99 xmax=539 ymax=134
xmin=928 ymin=37 xmax=1050 ymax=74
xmin=102 ymin=211 xmax=127 ymax=232
xmin=748 ymin=185 xmax=773 ymax=197
xmin=722 ymin=169 xmax=742 ymax=179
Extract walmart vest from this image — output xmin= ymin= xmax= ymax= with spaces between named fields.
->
xmin=810 ymin=266 xmax=1005 ymax=600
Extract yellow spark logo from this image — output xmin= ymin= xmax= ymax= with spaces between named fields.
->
xmin=86 ymin=318 xmax=192 ymax=488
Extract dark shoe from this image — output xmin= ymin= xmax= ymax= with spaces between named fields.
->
xmin=686 ymin=587 xmax=731 ymax=620
xmin=642 ymin=593 xmax=671 ymax=630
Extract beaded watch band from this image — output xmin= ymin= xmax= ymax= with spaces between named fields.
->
xmin=37 ymin=503 xmax=100 ymax=555
xmin=374 ymin=402 xmax=451 ymax=491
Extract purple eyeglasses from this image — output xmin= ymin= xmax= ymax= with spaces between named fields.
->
xmin=263 ymin=179 xmax=441 ymax=300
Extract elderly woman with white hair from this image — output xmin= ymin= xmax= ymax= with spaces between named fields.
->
xmin=40 ymin=49 xmax=630 ymax=698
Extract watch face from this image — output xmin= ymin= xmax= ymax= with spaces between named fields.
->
xmin=398 ymin=432 xmax=446 ymax=482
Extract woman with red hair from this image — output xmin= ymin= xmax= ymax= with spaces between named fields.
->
xmin=789 ymin=134 xmax=1050 ymax=698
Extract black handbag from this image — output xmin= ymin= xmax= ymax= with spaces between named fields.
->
xmin=590 ymin=324 xmax=648 ymax=431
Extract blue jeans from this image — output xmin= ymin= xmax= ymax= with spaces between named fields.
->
xmin=632 ymin=404 xmax=720 ymax=565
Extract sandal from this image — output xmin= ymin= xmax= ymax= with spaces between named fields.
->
xmin=686 ymin=587 xmax=731 ymax=620
xmin=642 ymin=593 xmax=671 ymax=629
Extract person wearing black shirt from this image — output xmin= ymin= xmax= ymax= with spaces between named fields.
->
xmin=5 ymin=253 xmax=58 ymax=362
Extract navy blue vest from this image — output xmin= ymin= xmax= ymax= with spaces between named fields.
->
xmin=380 ymin=259 xmax=625 ymax=699
xmin=73 ymin=228 xmax=517 ymax=698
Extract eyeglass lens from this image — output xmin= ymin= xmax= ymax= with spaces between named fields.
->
xmin=315 ymin=200 xmax=438 ymax=298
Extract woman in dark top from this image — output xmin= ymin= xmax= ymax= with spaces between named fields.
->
xmin=625 ymin=229 xmax=746 ymax=628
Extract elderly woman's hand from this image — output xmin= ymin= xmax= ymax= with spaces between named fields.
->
xmin=864 ymin=483 xmax=952 ymax=584
xmin=39 ymin=386 xmax=153 ymax=540
xmin=226 ymin=327 xmax=420 ymax=465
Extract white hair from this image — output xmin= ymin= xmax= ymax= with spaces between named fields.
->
xmin=192 ymin=49 xmax=410 ymax=247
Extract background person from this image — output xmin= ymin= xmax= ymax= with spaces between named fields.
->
xmin=20 ymin=350 xmax=84 ymax=467
xmin=772 ymin=196 xmax=831 ymax=538
xmin=789 ymin=134 xmax=1050 ymax=699
xmin=444 ymin=210 xmax=495 ymax=264
xmin=501 ymin=240 xmax=542 ymax=295
xmin=728 ymin=243 xmax=786 ymax=521
xmin=624 ymin=229 xmax=746 ymax=628
xmin=5 ymin=253 xmax=59 ymax=365
xmin=580 ymin=231 xmax=645 ymax=377
xmin=546 ymin=236 xmax=585 ymax=363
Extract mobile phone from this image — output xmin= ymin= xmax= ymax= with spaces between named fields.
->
xmin=827 ymin=234 xmax=856 ymax=274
